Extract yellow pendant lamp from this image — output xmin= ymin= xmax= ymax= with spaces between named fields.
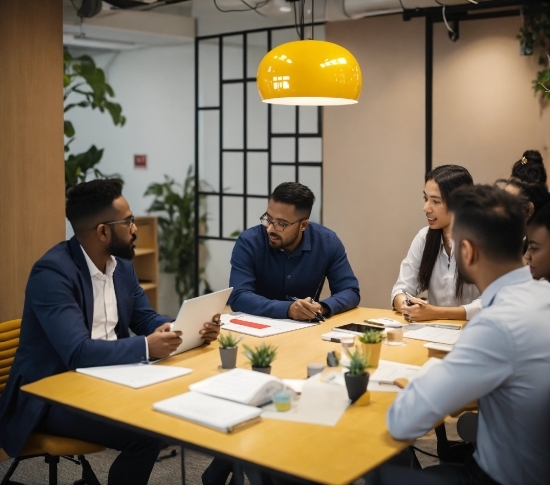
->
xmin=256 ymin=39 xmax=362 ymax=106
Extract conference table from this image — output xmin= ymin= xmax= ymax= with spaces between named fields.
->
xmin=21 ymin=308 xmax=462 ymax=485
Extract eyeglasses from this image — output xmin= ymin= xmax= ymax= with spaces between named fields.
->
xmin=259 ymin=213 xmax=304 ymax=232
xmin=103 ymin=216 xmax=135 ymax=228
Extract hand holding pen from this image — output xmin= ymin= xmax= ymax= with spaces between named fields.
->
xmin=400 ymin=291 xmax=432 ymax=322
xmin=286 ymin=296 xmax=325 ymax=322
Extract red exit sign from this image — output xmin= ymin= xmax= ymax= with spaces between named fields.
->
xmin=134 ymin=154 xmax=147 ymax=169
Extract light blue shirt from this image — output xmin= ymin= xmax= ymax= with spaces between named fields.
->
xmin=387 ymin=266 xmax=550 ymax=485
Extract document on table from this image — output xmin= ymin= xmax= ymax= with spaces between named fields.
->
xmin=262 ymin=373 xmax=350 ymax=426
xmin=404 ymin=326 xmax=462 ymax=345
xmin=76 ymin=364 xmax=192 ymax=389
xmin=220 ymin=313 xmax=317 ymax=337
xmin=368 ymin=358 xmax=442 ymax=392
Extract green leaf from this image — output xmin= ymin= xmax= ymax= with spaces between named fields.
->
xmin=64 ymin=121 xmax=75 ymax=138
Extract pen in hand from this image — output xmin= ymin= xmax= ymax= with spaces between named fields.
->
xmin=286 ymin=296 xmax=325 ymax=322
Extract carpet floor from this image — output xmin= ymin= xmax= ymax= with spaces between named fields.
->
xmin=0 ymin=420 xmax=459 ymax=484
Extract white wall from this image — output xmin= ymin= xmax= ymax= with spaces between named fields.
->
xmin=65 ymin=44 xmax=195 ymax=317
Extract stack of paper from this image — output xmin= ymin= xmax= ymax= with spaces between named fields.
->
xmin=404 ymin=326 xmax=461 ymax=345
xmin=220 ymin=313 xmax=317 ymax=337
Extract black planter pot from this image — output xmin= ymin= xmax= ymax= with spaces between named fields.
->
xmin=219 ymin=347 xmax=238 ymax=369
xmin=344 ymin=372 xmax=369 ymax=403
xmin=252 ymin=366 xmax=272 ymax=374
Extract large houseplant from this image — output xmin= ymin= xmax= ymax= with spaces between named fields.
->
xmin=144 ymin=166 xmax=211 ymax=303
xmin=518 ymin=3 xmax=550 ymax=99
xmin=64 ymin=50 xmax=125 ymax=194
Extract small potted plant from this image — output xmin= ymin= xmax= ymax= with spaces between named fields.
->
xmin=243 ymin=343 xmax=277 ymax=374
xmin=358 ymin=329 xmax=384 ymax=368
xmin=218 ymin=332 xmax=243 ymax=369
xmin=342 ymin=347 xmax=371 ymax=403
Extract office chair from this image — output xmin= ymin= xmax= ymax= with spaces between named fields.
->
xmin=0 ymin=319 xmax=105 ymax=485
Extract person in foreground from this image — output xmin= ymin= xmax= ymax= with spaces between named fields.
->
xmin=0 ymin=179 xmax=220 ymax=485
xmin=228 ymin=182 xmax=360 ymax=321
xmin=391 ymin=165 xmax=481 ymax=321
xmin=369 ymin=185 xmax=550 ymax=485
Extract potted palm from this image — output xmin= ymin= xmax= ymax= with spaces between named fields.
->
xmin=218 ymin=332 xmax=243 ymax=369
xmin=243 ymin=343 xmax=277 ymax=374
xmin=342 ymin=347 xmax=371 ymax=403
xmin=358 ymin=329 xmax=384 ymax=368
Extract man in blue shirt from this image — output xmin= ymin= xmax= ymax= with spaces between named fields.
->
xmin=368 ymin=185 xmax=550 ymax=485
xmin=228 ymin=182 xmax=360 ymax=320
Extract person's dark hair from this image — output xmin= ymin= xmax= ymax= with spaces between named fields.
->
xmin=505 ymin=178 xmax=550 ymax=222
xmin=511 ymin=150 xmax=547 ymax=186
xmin=270 ymin=182 xmax=315 ymax=217
xmin=418 ymin=165 xmax=473 ymax=299
xmin=449 ymin=185 xmax=525 ymax=262
xmin=66 ymin=179 xmax=123 ymax=234
xmin=528 ymin=201 xmax=550 ymax=233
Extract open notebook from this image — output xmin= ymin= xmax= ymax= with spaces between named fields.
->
xmin=153 ymin=369 xmax=284 ymax=432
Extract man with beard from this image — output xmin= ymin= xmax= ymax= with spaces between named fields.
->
xmin=227 ymin=182 xmax=360 ymax=321
xmin=367 ymin=185 xmax=550 ymax=485
xmin=0 ymin=179 xmax=220 ymax=485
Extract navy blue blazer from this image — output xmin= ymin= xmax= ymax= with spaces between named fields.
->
xmin=0 ymin=236 xmax=171 ymax=456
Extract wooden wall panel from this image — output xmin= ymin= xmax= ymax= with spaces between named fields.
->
xmin=0 ymin=0 xmax=65 ymax=321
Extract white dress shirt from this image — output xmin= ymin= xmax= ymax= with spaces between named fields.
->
xmin=390 ymin=226 xmax=482 ymax=320
xmin=387 ymin=267 xmax=550 ymax=485
xmin=81 ymin=246 xmax=148 ymax=359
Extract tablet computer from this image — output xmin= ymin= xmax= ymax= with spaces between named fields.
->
xmin=332 ymin=322 xmax=385 ymax=335
xmin=151 ymin=287 xmax=233 ymax=362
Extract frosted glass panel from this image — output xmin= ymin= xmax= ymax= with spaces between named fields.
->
xmin=272 ymin=137 xmax=295 ymax=163
xmin=299 ymin=166 xmax=322 ymax=223
xmin=203 ymin=195 xmax=220 ymax=237
xmin=299 ymin=137 xmax=322 ymax=162
xmin=271 ymin=28 xmax=299 ymax=49
xmin=223 ymin=84 xmax=243 ymax=149
xmin=198 ymin=40 xmax=219 ymax=107
xmin=247 ymin=82 xmax=268 ymax=149
xmin=203 ymin=239 xmax=234 ymax=292
xmin=223 ymin=36 xmax=243 ymax=80
xmin=247 ymin=32 xmax=267 ymax=78
xmin=223 ymin=197 xmax=243 ymax=238
xmin=247 ymin=197 xmax=269 ymax=229
xmin=247 ymin=152 xmax=269 ymax=196
xmin=299 ymin=106 xmax=318 ymax=133
xmin=272 ymin=105 xmax=295 ymax=133
xmin=198 ymin=110 xmax=219 ymax=191
xmin=223 ymin=152 xmax=243 ymax=194
xmin=272 ymin=165 xmax=295 ymax=189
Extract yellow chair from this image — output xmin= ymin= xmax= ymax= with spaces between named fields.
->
xmin=0 ymin=319 xmax=105 ymax=485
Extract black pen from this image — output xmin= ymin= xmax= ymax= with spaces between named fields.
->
xmin=286 ymin=296 xmax=325 ymax=322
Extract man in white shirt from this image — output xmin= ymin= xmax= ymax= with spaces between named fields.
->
xmin=370 ymin=185 xmax=550 ymax=485
xmin=0 ymin=179 xmax=220 ymax=485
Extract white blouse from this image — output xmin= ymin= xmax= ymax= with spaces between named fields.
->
xmin=391 ymin=227 xmax=482 ymax=320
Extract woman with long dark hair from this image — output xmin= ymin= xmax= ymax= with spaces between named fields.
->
xmin=391 ymin=165 xmax=481 ymax=321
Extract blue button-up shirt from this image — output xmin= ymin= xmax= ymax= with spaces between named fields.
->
xmin=228 ymin=223 xmax=360 ymax=319
xmin=387 ymin=266 xmax=550 ymax=485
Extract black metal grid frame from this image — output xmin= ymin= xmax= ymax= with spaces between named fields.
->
xmin=194 ymin=24 xmax=325 ymax=294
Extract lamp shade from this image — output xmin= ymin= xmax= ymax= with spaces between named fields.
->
xmin=256 ymin=40 xmax=362 ymax=105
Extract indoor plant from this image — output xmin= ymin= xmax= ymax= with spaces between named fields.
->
xmin=218 ymin=331 xmax=243 ymax=369
xmin=358 ymin=329 xmax=385 ymax=368
xmin=342 ymin=347 xmax=371 ymax=403
xmin=64 ymin=50 xmax=125 ymax=194
xmin=144 ymin=166 xmax=211 ymax=303
xmin=243 ymin=343 xmax=277 ymax=374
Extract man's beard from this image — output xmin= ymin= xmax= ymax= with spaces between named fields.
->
xmin=109 ymin=231 xmax=136 ymax=260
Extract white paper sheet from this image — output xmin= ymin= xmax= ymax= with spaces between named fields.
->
xmin=76 ymin=364 xmax=192 ymax=389
xmin=262 ymin=373 xmax=349 ymax=426
xmin=220 ymin=313 xmax=317 ymax=337
xmin=404 ymin=326 xmax=462 ymax=345
xmin=367 ymin=358 xmax=443 ymax=392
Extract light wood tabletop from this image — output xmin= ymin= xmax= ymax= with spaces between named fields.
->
xmin=22 ymin=308 xmax=465 ymax=485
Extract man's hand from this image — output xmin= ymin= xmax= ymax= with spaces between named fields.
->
xmin=200 ymin=313 xmax=221 ymax=343
xmin=147 ymin=322 xmax=183 ymax=359
xmin=288 ymin=297 xmax=323 ymax=321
